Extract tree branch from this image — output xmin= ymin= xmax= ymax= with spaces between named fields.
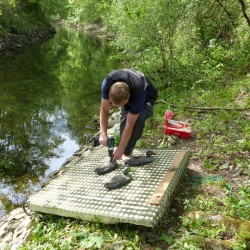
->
xmin=215 ymin=0 xmax=233 ymax=21
xmin=238 ymin=0 xmax=250 ymax=27
xmin=158 ymin=99 xmax=250 ymax=111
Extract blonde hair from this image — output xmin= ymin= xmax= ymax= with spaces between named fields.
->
xmin=109 ymin=82 xmax=130 ymax=105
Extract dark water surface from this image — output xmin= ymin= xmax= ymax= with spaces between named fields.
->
xmin=0 ymin=25 xmax=118 ymax=217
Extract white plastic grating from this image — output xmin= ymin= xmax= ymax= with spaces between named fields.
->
xmin=27 ymin=147 xmax=191 ymax=227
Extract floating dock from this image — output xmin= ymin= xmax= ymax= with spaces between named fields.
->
xmin=27 ymin=147 xmax=191 ymax=227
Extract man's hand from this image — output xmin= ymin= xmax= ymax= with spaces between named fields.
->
xmin=99 ymin=132 xmax=108 ymax=146
xmin=112 ymin=146 xmax=124 ymax=162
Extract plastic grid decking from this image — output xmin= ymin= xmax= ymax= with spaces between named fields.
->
xmin=27 ymin=148 xmax=191 ymax=227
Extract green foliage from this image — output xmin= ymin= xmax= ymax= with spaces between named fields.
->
xmin=2 ymin=0 xmax=250 ymax=88
xmin=223 ymin=182 xmax=250 ymax=220
xmin=0 ymin=0 xmax=69 ymax=37
xmin=2 ymin=0 xmax=250 ymax=89
xmin=80 ymin=234 xmax=110 ymax=249
xmin=66 ymin=0 xmax=250 ymax=89
xmin=105 ymin=0 xmax=188 ymax=75
xmin=1 ymin=0 xmax=249 ymax=249
xmin=232 ymin=21 xmax=250 ymax=76
xmin=20 ymin=0 xmax=69 ymax=20
xmin=67 ymin=0 xmax=111 ymax=24
xmin=18 ymin=73 xmax=249 ymax=249
xmin=191 ymin=0 xmax=240 ymax=45
xmin=176 ymin=179 xmax=250 ymax=249
xmin=0 ymin=1 xmax=41 ymax=35
xmin=20 ymin=215 xmax=145 ymax=249
xmin=169 ymin=0 xmax=250 ymax=87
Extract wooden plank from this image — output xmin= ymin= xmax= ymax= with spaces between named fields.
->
xmin=149 ymin=151 xmax=187 ymax=205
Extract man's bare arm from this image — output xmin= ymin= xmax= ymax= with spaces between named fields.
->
xmin=99 ymin=98 xmax=111 ymax=145
xmin=113 ymin=112 xmax=139 ymax=161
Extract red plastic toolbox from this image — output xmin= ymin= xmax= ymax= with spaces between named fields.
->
xmin=164 ymin=120 xmax=192 ymax=138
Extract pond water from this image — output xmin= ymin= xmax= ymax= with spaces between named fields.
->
xmin=0 ymin=25 xmax=119 ymax=217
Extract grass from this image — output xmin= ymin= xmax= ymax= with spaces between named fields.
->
xmin=20 ymin=75 xmax=250 ymax=249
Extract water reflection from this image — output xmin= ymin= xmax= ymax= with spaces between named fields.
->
xmin=0 ymin=25 xmax=119 ymax=217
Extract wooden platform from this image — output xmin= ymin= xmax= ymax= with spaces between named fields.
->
xmin=27 ymin=147 xmax=191 ymax=227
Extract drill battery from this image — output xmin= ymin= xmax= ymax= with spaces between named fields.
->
xmin=92 ymin=136 xmax=115 ymax=158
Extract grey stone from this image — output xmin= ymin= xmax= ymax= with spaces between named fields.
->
xmin=0 ymin=222 xmax=8 ymax=237
xmin=14 ymin=212 xmax=26 ymax=220
xmin=7 ymin=208 xmax=23 ymax=221
xmin=0 ymin=242 xmax=8 ymax=250
xmin=3 ymin=231 xmax=13 ymax=243
xmin=13 ymin=227 xmax=23 ymax=239
xmin=19 ymin=217 xmax=32 ymax=228
xmin=0 ymin=207 xmax=33 ymax=249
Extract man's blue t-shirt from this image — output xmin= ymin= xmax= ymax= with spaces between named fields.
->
xmin=101 ymin=78 xmax=148 ymax=115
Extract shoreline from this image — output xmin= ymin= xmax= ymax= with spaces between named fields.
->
xmin=0 ymin=111 xmax=120 ymax=249
xmin=0 ymin=26 xmax=56 ymax=55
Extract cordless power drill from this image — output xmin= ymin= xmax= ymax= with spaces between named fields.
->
xmin=92 ymin=136 xmax=115 ymax=162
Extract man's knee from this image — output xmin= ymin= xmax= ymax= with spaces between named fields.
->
xmin=136 ymin=108 xmax=150 ymax=125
